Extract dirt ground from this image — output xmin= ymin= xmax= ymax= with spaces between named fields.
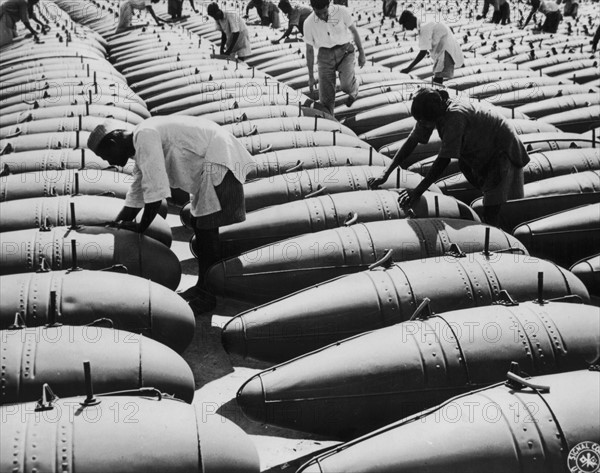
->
xmin=166 ymin=205 xmax=340 ymax=472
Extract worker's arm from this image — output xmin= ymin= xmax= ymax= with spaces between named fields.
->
xmin=19 ymin=2 xmax=40 ymax=38
xmin=397 ymin=156 xmax=452 ymax=207
xmin=27 ymin=2 xmax=49 ymax=32
xmin=188 ymin=0 xmax=198 ymax=13
xmin=273 ymin=23 xmax=294 ymax=43
xmin=306 ymin=43 xmax=316 ymax=91
xmin=522 ymin=4 xmax=539 ymax=27
xmin=224 ymin=31 xmax=240 ymax=55
xmin=400 ymin=50 xmax=427 ymax=74
xmin=146 ymin=5 xmax=167 ymax=25
xmin=368 ymin=134 xmax=420 ymax=189
xmin=348 ymin=24 xmax=366 ymax=67
xmin=111 ymin=201 xmax=161 ymax=233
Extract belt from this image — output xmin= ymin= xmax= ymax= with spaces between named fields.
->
xmin=320 ymin=42 xmax=351 ymax=51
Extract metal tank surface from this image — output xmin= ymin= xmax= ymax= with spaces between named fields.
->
xmin=207 ymin=220 xmax=526 ymax=303
xmin=237 ymin=301 xmax=600 ymax=438
xmin=221 ymin=252 xmax=590 ymax=363
xmin=0 ymin=169 xmax=132 ymax=201
xmin=471 ymin=170 xmax=600 ymax=230
xmin=0 ymin=195 xmax=171 ymax=246
xmin=0 ymin=225 xmax=181 ymax=289
xmin=296 ymin=369 xmax=600 ymax=473
xmin=0 ymin=270 xmax=194 ymax=352
xmin=513 ymin=204 xmax=600 ymax=268
xmin=186 ymin=190 xmax=479 ymax=257
xmin=570 ymin=254 xmax=600 ymax=297
xmin=0 ymin=394 xmax=260 ymax=473
xmin=243 ymin=166 xmax=440 ymax=212
xmin=0 ymin=326 xmax=195 ymax=404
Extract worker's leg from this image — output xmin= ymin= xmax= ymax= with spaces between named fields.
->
xmin=317 ymin=47 xmax=338 ymax=115
xmin=337 ymin=43 xmax=359 ymax=106
xmin=432 ymin=52 xmax=454 ymax=85
xmin=193 ymin=226 xmax=221 ymax=288
xmin=481 ymin=159 xmax=524 ymax=230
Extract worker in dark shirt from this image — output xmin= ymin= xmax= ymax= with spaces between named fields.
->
xmin=368 ymin=88 xmax=530 ymax=227
xmin=272 ymin=0 xmax=311 ymax=43
xmin=0 ymin=0 xmax=49 ymax=46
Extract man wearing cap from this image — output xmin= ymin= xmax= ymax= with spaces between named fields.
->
xmin=207 ymin=2 xmax=252 ymax=60
xmin=304 ymin=0 xmax=366 ymax=115
xmin=87 ymin=116 xmax=255 ymax=313
xmin=397 ymin=10 xmax=464 ymax=84
xmin=368 ymin=88 xmax=530 ymax=227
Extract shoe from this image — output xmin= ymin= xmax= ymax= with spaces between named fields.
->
xmin=345 ymin=94 xmax=357 ymax=107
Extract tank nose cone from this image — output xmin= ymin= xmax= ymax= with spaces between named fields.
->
xmin=140 ymin=338 xmax=195 ymax=403
xmin=221 ymin=316 xmax=247 ymax=358
xmin=237 ymin=374 xmax=265 ymax=422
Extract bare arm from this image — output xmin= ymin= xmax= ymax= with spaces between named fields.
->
xmin=224 ymin=31 xmax=240 ymax=55
xmin=348 ymin=24 xmax=366 ymax=66
xmin=401 ymin=50 xmax=427 ymax=73
xmin=368 ymin=134 xmax=420 ymax=188
xmin=146 ymin=5 xmax=166 ymax=25
xmin=522 ymin=5 xmax=539 ymax=26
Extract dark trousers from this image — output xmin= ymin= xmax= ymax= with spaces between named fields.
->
xmin=542 ymin=10 xmax=562 ymax=33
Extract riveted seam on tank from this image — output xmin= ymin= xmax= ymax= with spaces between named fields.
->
xmin=436 ymin=314 xmax=472 ymax=385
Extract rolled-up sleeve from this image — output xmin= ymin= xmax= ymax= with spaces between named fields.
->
xmin=127 ymin=128 xmax=171 ymax=205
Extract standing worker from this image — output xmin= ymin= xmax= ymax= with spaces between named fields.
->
xmin=0 ymin=0 xmax=49 ymax=46
xmin=114 ymin=0 xmax=166 ymax=34
xmin=207 ymin=2 xmax=252 ymax=60
xmin=398 ymin=10 xmax=464 ymax=84
xmin=245 ymin=0 xmax=281 ymax=28
xmin=272 ymin=0 xmax=311 ymax=43
xmin=522 ymin=0 xmax=562 ymax=33
xmin=167 ymin=0 xmax=198 ymax=21
xmin=87 ymin=116 xmax=255 ymax=313
xmin=368 ymin=88 xmax=530 ymax=228
xmin=304 ymin=0 xmax=366 ymax=115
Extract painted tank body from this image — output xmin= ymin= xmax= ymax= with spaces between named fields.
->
xmin=0 ymin=270 xmax=194 ymax=352
xmin=221 ymin=253 xmax=590 ymax=363
xmin=237 ymin=302 xmax=600 ymax=437
xmin=207 ymin=219 xmax=526 ymax=303
xmin=0 ymin=326 xmax=195 ymax=404
xmin=297 ymin=370 xmax=600 ymax=473
xmin=0 ymin=226 xmax=181 ymax=289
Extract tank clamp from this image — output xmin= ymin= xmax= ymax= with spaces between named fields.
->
xmin=368 ymin=249 xmax=394 ymax=270
xmin=86 ymin=318 xmax=114 ymax=328
xmin=35 ymin=383 xmax=58 ymax=412
xmin=36 ymin=255 xmax=51 ymax=273
xmin=494 ymin=290 xmax=519 ymax=307
xmin=100 ymin=264 xmax=129 ymax=274
xmin=445 ymin=243 xmax=466 ymax=258
xmin=8 ymin=312 xmax=26 ymax=330
xmin=505 ymin=362 xmax=550 ymax=393
xmin=343 ymin=212 xmax=358 ymax=226
xmin=409 ymin=298 xmax=432 ymax=321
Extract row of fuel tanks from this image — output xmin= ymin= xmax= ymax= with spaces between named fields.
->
xmin=1 ymin=2 xmax=599 ymax=473
xmin=0 ymin=4 xmax=262 ymax=473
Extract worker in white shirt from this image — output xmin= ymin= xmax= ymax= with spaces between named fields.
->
xmin=398 ymin=10 xmax=464 ymax=84
xmin=522 ymin=0 xmax=562 ymax=33
xmin=87 ymin=116 xmax=254 ymax=313
xmin=207 ymin=2 xmax=252 ymax=60
xmin=114 ymin=0 xmax=165 ymax=33
xmin=303 ymin=0 xmax=366 ymax=115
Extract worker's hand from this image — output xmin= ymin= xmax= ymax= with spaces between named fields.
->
xmin=397 ymin=189 xmax=418 ymax=208
xmin=105 ymin=220 xmax=141 ymax=233
xmin=308 ymin=74 xmax=316 ymax=93
xmin=400 ymin=67 xmax=410 ymax=74
xmin=192 ymin=8 xmax=198 ymax=13
xmin=243 ymin=14 xmax=249 ymax=19
xmin=358 ymin=50 xmax=366 ymax=67
xmin=367 ymin=174 xmax=387 ymax=190
xmin=40 ymin=24 xmax=50 ymax=33
xmin=271 ymin=39 xmax=280 ymax=44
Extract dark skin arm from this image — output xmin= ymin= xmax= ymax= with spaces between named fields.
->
xmin=188 ymin=0 xmax=197 ymax=12
xmin=367 ymin=134 xmax=420 ymax=188
xmin=224 ymin=31 xmax=240 ymax=55
xmin=522 ymin=4 xmax=539 ymax=27
xmin=401 ymin=50 xmax=427 ymax=74
xmin=146 ymin=5 xmax=168 ymax=25
xmin=397 ymin=157 xmax=451 ymax=207
xmin=28 ymin=2 xmax=49 ymax=32
xmin=219 ymin=32 xmax=227 ymax=54
xmin=114 ymin=201 xmax=162 ymax=233
xmin=273 ymin=24 xmax=295 ymax=43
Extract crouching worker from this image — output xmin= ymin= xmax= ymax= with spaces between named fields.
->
xmin=367 ymin=88 xmax=530 ymax=228
xmin=398 ymin=10 xmax=464 ymax=84
xmin=87 ymin=117 xmax=254 ymax=313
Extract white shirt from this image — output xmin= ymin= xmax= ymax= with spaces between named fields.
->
xmin=303 ymin=5 xmax=354 ymax=51
xmin=125 ymin=116 xmax=254 ymax=217
xmin=418 ymin=21 xmax=464 ymax=69
xmin=215 ymin=11 xmax=252 ymax=57
xmin=539 ymin=0 xmax=560 ymax=13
